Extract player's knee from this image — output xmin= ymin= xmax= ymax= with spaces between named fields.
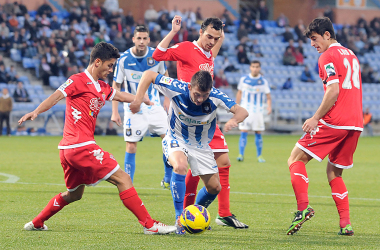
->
xmin=287 ymin=156 xmax=295 ymax=167
xmin=66 ymin=192 xmax=83 ymax=202
xmin=173 ymin=164 xmax=187 ymax=175
xmin=207 ymin=183 xmax=221 ymax=195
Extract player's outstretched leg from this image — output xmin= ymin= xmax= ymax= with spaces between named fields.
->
xmin=237 ymin=132 xmax=248 ymax=161
xmin=255 ymin=132 xmax=265 ymax=163
xmin=286 ymin=205 xmax=315 ymax=235
xmin=24 ymin=192 xmax=70 ymax=231
xmin=161 ymin=154 xmax=172 ymax=190
xmin=330 ymin=176 xmax=353 ymax=236
xmin=184 ymin=169 xmax=200 ymax=208
xmin=171 ymin=172 xmax=187 ymax=235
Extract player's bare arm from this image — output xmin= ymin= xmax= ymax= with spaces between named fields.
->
xmin=111 ymin=80 xmax=122 ymax=126
xmin=113 ymin=90 xmax=153 ymax=108
xmin=224 ymin=104 xmax=248 ymax=132
xmin=266 ymin=93 xmax=272 ymax=115
xmin=130 ymin=71 xmax=160 ymax=114
xmin=211 ymin=24 xmax=225 ymax=58
xmin=156 ymin=15 xmax=182 ymax=50
xmin=18 ymin=90 xmax=65 ymax=124
xmin=235 ymin=90 xmax=242 ymax=105
xmin=302 ymin=82 xmax=339 ymax=133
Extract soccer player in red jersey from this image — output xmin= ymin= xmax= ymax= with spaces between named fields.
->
xmin=286 ymin=17 xmax=363 ymax=236
xmin=153 ymin=16 xmax=248 ymax=229
xmin=19 ymin=42 xmax=176 ymax=235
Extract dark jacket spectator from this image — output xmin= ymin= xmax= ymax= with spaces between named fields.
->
xmin=237 ymin=23 xmax=248 ymax=41
xmin=276 ymin=13 xmax=289 ymax=27
xmin=258 ymin=0 xmax=269 ymax=20
xmin=13 ymin=81 xmax=31 ymax=102
xmin=282 ymin=77 xmax=293 ymax=90
xmin=237 ymin=45 xmax=250 ymax=64
xmin=214 ymin=69 xmax=229 ymax=88
xmin=49 ymin=56 xmax=60 ymax=76
xmin=282 ymin=26 xmax=294 ymax=42
xmin=125 ymin=11 xmax=135 ymax=27
xmin=39 ymin=57 xmax=52 ymax=86
xmin=90 ymin=0 xmax=103 ymax=18
xmin=0 ymin=64 xmax=10 ymax=83
xmin=283 ymin=47 xmax=297 ymax=66
xmin=300 ymin=66 xmax=316 ymax=82
xmin=50 ymin=15 xmax=61 ymax=30
xmin=37 ymin=0 xmax=53 ymax=17
xmin=252 ymin=19 xmax=265 ymax=34
xmin=294 ymin=19 xmax=306 ymax=42
xmin=113 ymin=32 xmax=127 ymax=52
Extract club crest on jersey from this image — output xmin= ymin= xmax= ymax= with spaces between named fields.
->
xmin=102 ymin=92 xmax=106 ymax=102
xmin=202 ymin=102 xmax=212 ymax=114
xmin=126 ymin=128 xmax=132 ymax=136
xmin=324 ymin=63 xmax=336 ymax=77
xmin=257 ymin=79 xmax=262 ymax=85
xmin=147 ymin=57 xmax=155 ymax=66
xmin=160 ymin=76 xmax=173 ymax=85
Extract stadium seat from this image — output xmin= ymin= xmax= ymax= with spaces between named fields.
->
xmin=10 ymin=49 xmax=22 ymax=62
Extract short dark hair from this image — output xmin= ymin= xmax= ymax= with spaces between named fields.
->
xmin=190 ymin=70 xmax=213 ymax=92
xmin=250 ymin=60 xmax=261 ymax=66
xmin=201 ymin=17 xmax=223 ymax=32
xmin=89 ymin=42 xmax=119 ymax=64
xmin=134 ymin=25 xmax=149 ymax=36
xmin=304 ymin=17 xmax=336 ymax=39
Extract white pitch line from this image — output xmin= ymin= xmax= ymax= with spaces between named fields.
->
xmin=2 ymin=181 xmax=380 ymax=202
xmin=0 ymin=173 xmax=20 ymax=183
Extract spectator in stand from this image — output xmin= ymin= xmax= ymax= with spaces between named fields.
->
xmin=170 ymin=6 xmax=182 ymax=19
xmin=50 ymin=15 xmax=61 ymax=30
xmin=37 ymin=0 xmax=53 ymax=17
xmin=16 ymin=0 xmax=28 ymax=16
xmin=60 ymin=57 xmax=70 ymax=77
xmin=0 ymin=64 xmax=10 ymax=83
xmin=195 ymin=7 xmax=203 ymax=24
xmin=0 ymin=55 xmax=4 ymax=66
xmin=125 ymin=11 xmax=135 ymax=27
xmin=145 ymin=4 xmax=159 ymax=23
xmin=67 ymin=64 xmax=79 ymax=77
xmin=361 ymin=63 xmax=377 ymax=83
xmin=79 ymin=0 xmax=89 ymax=13
xmin=214 ymin=69 xmax=229 ymax=88
xmin=39 ymin=56 xmax=52 ymax=86
xmin=253 ymin=19 xmax=265 ymax=34
xmin=237 ymin=23 xmax=248 ymax=41
xmin=0 ymin=22 xmax=10 ymax=38
xmin=106 ymin=121 xmax=118 ymax=135
xmin=286 ymin=39 xmax=295 ymax=53
xmin=293 ymin=47 xmax=304 ymax=66
xmin=66 ymin=30 xmax=79 ymax=49
xmin=106 ymin=10 xmax=120 ymax=26
xmin=67 ymin=46 xmax=77 ymax=65
xmin=258 ymin=0 xmax=269 ymax=20
xmin=222 ymin=57 xmax=238 ymax=72
xmin=282 ymin=26 xmax=294 ymax=42
xmin=187 ymin=27 xmax=198 ymax=41
xmin=297 ymin=39 xmax=305 ymax=57
xmin=157 ymin=12 xmax=169 ymax=31
xmin=49 ymin=56 xmax=60 ymax=76
xmin=282 ymin=77 xmax=293 ymax=90
xmin=91 ymin=0 xmax=102 ymax=18
xmin=109 ymin=24 xmax=118 ymax=41
xmin=115 ymin=17 xmax=125 ymax=33
xmin=363 ymin=107 xmax=374 ymax=137
xmin=60 ymin=19 xmax=69 ymax=31
xmin=158 ymin=7 xmax=169 ymax=19
xmin=0 ymin=88 xmax=12 ymax=136
xmin=8 ymin=14 xmax=19 ymax=31
xmin=103 ymin=0 xmax=119 ymax=15
xmin=69 ymin=1 xmax=82 ymax=23
xmin=13 ymin=81 xmax=31 ymax=102
xmin=113 ymin=31 xmax=126 ymax=52
xmin=294 ymin=19 xmax=306 ymax=42
xmin=300 ymin=65 xmax=315 ymax=82
xmin=173 ymin=28 xmax=188 ymax=44
xmin=252 ymin=39 xmax=263 ymax=57
xmin=123 ymin=31 xmax=134 ymax=49
xmin=0 ymin=31 xmax=8 ymax=53
xmin=276 ymin=13 xmax=289 ymax=28
xmin=78 ymin=16 xmax=91 ymax=35
xmin=40 ymin=13 xmax=50 ymax=27
xmin=79 ymin=49 xmax=90 ymax=67
xmin=84 ymin=32 xmax=94 ymax=49
xmin=149 ymin=26 xmax=162 ymax=44
xmin=323 ymin=6 xmax=334 ymax=23
xmin=283 ymin=47 xmax=297 ymax=66
xmin=3 ymin=0 xmax=14 ymax=16
xmin=90 ymin=16 xmax=100 ymax=33
xmin=237 ymin=45 xmax=250 ymax=64
xmin=7 ymin=65 xmax=18 ymax=83
xmin=221 ymin=9 xmax=234 ymax=32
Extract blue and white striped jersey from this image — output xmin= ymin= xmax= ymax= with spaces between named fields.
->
xmin=238 ymin=74 xmax=270 ymax=114
xmin=113 ymin=47 xmax=167 ymax=112
xmin=154 ymin=74 xmax=236 ymax=148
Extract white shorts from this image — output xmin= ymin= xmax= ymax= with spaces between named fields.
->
xmin=162 ymin=135 xmax=218 ymax=176
xmin=239 ymin=112 xmax=265 ymax=131
xmin=123 ymin=106 xmax=168 ymax=142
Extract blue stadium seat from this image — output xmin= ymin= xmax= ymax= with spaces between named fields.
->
xmin=10 ymin=49 xmax=22 ymax=62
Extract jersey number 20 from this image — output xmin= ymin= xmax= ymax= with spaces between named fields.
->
xmin=342 ymin=58 xmax=360 ymax=89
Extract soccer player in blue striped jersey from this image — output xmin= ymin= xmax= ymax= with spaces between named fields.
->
xmin=236 ymin=60 xmax=272 ymax=163
xmin=111 ymin=25 xmax=171 ymax=183
xmin=130 ymin=70 xmax=248 ymax=234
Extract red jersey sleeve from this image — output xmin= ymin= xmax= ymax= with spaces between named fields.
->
xmin=318 ymin=53 xmax=340 ymax=86
xmin=58 ymin=75 xmax=79 ymax=97
xmin=153 ymin=42 xmax=190 ymax=62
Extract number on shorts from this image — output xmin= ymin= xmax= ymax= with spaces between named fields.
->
xmin=221 ymin=135 xmax=227 ymax=146
xmin=126 ymin=118 xmax=131 ymax=128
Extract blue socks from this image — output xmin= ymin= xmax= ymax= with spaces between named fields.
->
xmin=195 ymin=186 xmax=218 ymax=208
xmin=124 ymin=152 xmax=136 ymax=182
xmin=239 ymin=132 xmax=248 ymax=156
xmin=255 ymin=133 xmax=263 ymax=157
xmin=171 ymin=172 xmax=186 ymax=219
xmin=163 ymin=154 xmax=173 ymax=184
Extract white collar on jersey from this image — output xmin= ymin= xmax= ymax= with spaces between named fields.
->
xmin=328 ymin=42 xmax=342 ymax=48
xmin=130 ymin=47 xmax=149 ymax=58
xmin=249 ymin=73 xmax=262 ymax=79
xmin=84 ymin=69 xmax=101 ymax=92
xmin=192 ymin=41 xmax=212 ymax=59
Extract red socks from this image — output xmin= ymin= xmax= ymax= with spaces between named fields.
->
xmin=32 ymin=193 xmax=68 ymax=228
xmin=119 ymin=187 xmax=154 ymax=228
xmin=289 ymin=161 xmax=309 ymax=211
xmin=330 ymin=177 xmax=351 ymax=228
xmin=184 ymin=169 xmax=200 ymax=208
xmin=218 ymin=165 xmax=232 ymax=217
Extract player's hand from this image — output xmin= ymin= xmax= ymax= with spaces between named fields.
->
xmin=18 ymin=111 xmax=38 ymax=125
xmin=267 ymin=106 xmax=272 ymax=115
xmin=220 ymin=23 xmax=225 ymax=39
xmin=224 ymin=118 xmax=238 ymax=132
xmin=302 ymin=116 xmax=319 ymax=133
xmin=171 ymin=15 xmax=182 ymax=33
xmin=129 ymin=100 xmax=142 ymax=114
xmin=142 ymin=95 xmax=154 ymax=106
xmin=163 ymin=97 xmax=170 ymax=113
xmin=111 ymin=112 xmax=122 ymax=127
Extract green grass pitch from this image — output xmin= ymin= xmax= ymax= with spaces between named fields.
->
xmin=0 ymin=135 xmax=379 ymax=249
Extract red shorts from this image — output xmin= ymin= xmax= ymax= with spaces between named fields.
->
xmin=297 ymin=123 xmax=361 ymax=169
xmin=59 ymin=144 xmax=119 ymax=191
xmin=209 ymin=125 xmax=229 ymax=153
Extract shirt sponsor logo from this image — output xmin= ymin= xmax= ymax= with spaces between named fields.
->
xmin=89 ymin=97 xmax=104 ymax=111
xmin=71 ymin=106 xmax=82 ymax=123
xmin=199 ymin=63 xmax=214 ymax=76
xmin=131 ymin=73 xmax=142 ymax=80
xmin=178 ymin=112 xmax=212 ymax=125
xmin=324 ymin=63 xmax=336 ymax=77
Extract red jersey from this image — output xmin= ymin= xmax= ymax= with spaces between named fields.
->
xmin=57 ymin=70 xmax=116 ymax=149
xmin=153 ymin=41 xmax=214 ymax=81
xmin=318 ymin=43 xmax=363 ymax=131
